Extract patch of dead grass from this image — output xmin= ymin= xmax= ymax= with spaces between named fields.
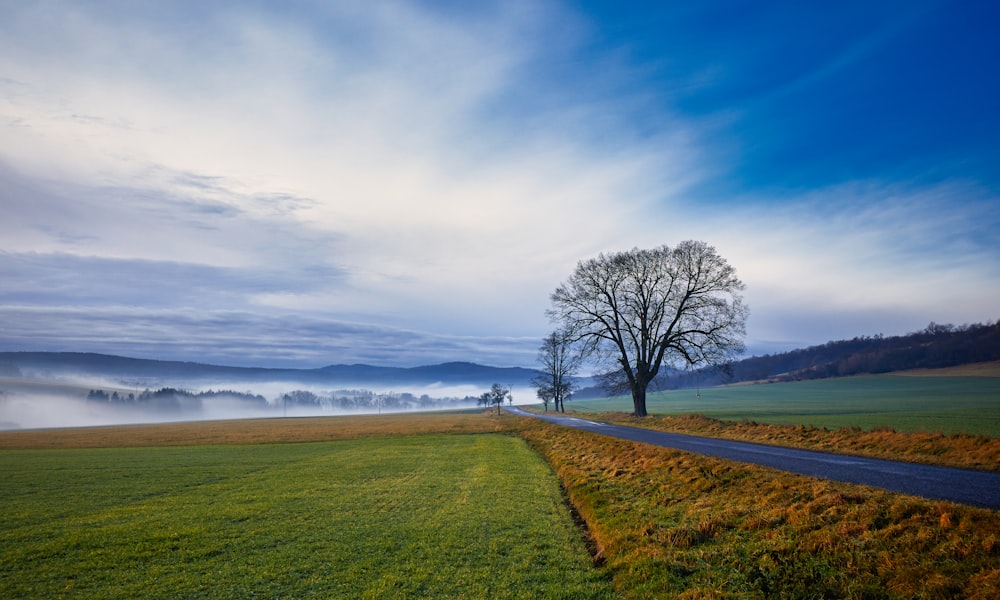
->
xmin=517 ymin=418 xmax=1000 ymax=599
xmin=0 ymin=411 xmax=507 ymax=449
xmin=595 ymin=412 xmax=1000 ymax=471
xmin=894 ymin=361 xmax=1000 ymax=377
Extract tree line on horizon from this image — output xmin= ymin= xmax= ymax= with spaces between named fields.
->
xmin=661 ymin=320 xmax=1000 ymax=389
xmin=85 ymin=387 xmax=481 ymax=414
xmin=279 ymin=389 xmax=480 ymax=412
xmin=86 ymin=388 xmax=267 ymax=412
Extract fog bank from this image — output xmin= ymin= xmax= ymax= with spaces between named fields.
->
xmin=0 ymin=377 xmax=539 ymax=431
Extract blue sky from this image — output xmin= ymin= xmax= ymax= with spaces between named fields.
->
xmin=1 ymin=0 xmax=998 ymax=368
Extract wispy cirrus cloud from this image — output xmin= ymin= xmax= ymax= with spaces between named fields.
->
xmin=678 ymin=180 xmax=1000 ymax=348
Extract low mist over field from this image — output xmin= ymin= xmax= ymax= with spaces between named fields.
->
xmin=0 ymin=354 xmax=540 ymax=430
xmin=0 ymin=387 xmax=270 ymax=430
xmin=0 ymin=379 xmax=540 ymax=431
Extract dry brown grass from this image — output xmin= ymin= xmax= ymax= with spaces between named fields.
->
xmin=895 ymin=361 xmax=1000 ymax=377
xmin=593 ymin=412 xmax=1000 ymax=472
xmin=517 ymin=418 xmax=1000 ymax=599
xmin=0 ymin=411 xmax=504 ymax=449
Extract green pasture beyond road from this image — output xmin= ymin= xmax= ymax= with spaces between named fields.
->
xmin=0 ymin=434 xmax=614 ymax=599
xmin=567 ymin=374 xmax=1000 ymax=437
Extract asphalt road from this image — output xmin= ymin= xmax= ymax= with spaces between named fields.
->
xmin=506 ymin=406 xmax=1000 ymax=510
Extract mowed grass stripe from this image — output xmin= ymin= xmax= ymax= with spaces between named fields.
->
xmin=0 ymin=434 xmax=614 ymax=599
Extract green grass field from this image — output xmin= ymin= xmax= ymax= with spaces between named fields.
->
xmin=565 ymin=374 xmax=1000 ymax=436
xmin=3 ymin=404 xmax=999 ymax=598
xmin=0 ymin=434 xmax=614 ymax=599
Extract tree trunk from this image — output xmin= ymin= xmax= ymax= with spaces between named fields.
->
xmin=631 ymin=384 xmax=648 ymax=417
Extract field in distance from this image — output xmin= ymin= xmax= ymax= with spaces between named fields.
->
xmin=0 ymin=411 xmax=494 ymax=449
xmin=565 ymin=370 xmax=1000 ymax=437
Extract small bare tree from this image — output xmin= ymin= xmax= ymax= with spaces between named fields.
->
xmin=549 ymin=241 xmax=748 ymax=417
xmin=532 ymin=329 xmax=581 ymax=413
xmin=536 ymin=387 xmax=553 ymax=411
xmin=481 ymin=383 xmax=510 ymax=415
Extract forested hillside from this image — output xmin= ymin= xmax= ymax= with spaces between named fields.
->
xmin=664 ymin=321 xmax=1000 ymax=389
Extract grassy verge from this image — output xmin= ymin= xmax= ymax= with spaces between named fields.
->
xmin=517 ymin=418 xmax=1000 ymax=599
xmin=0 ymin=423 xmax=614 ymax=598
xmin=586 ymin=412 xmax=1000 ymax=472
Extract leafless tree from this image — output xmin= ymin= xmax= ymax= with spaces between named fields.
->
xmin=480 ymin=383 xmax=510 ymax=415
xmin=535 ymin=387 xmax=553 ymax=412
xmin=532 ymin=329 xmax=581 ymax=413
xmin=548 ymin=241 xmax=748 ymax=417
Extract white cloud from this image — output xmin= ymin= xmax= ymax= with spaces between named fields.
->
xmin=682 ymin=180 xmax=1000 ymax=347
xmin=0 ymin=1 xmax=700 ymax=337
xmin=1 ymin=1 xmax=996 ymax=367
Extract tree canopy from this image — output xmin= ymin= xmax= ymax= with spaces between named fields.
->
xmin=548 ymin=241 xmax=748 ymax=417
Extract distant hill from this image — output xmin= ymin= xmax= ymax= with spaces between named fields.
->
xmin=714 ymin=320 xmax=999 ymax=385
xmin=4 ymin=320 xmax=997 ymax=397
xmin=0 ymin=352 xmax=541 ymax=388
xmin=573 ymin=320 xmax=1000 ymax=398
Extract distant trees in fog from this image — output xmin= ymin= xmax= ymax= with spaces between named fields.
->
xmin=87 ymin=388 xmax=267 ymax=412
xmin=87 ymin=387 xmax=189 ymax=412
xmin=85 ymin=386 xmax=478 ymax=414
xmin=278 ymin=389 xmax=472 ymax=411
xmin=478 ymin=383 xmax=511 ymax=415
